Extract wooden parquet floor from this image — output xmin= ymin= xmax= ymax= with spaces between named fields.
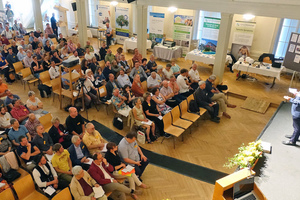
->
xmin=8 ymin=39 xmax=293 ymax=199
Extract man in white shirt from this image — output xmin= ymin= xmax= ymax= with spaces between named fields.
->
xmin=68 ymin=50 xmax=81 ymax=65
xmin=42 ymin=33 xmax=53 ymax=46
xmin=147 ymin=72 xmax=162 ymax=90
xmin=117 ymin=69 xmax=132 ymax=88
xmin=83 ymin=76 xmax=101 ymax=106
xmin=49 ymin=60 xmax=60 ymax=79
xmin=32 ymin=154 xmax=69 ymax=190
xmin=188 ymin=63 xmax=201 ymax=90
xmin=23 ymin=51 xmax=33 ymax=68
xmin=177 ymin=68 xmax=193 ymax=97
xmin=1 ymin=26 xmax=13 ymax=39
xmin=0 ymin=106 xmax=12 ymax=130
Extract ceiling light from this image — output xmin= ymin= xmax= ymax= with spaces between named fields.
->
xmin=110 ymin=1 xmax=118 ymax=7
xmin=243 ymin=14 xmax=255 ymax=21
xmin=168 ymin=7 xmax=177 ymax=13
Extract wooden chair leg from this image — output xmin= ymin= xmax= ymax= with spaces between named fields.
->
xmin=173 ymin=137 xmax=176 ymax=149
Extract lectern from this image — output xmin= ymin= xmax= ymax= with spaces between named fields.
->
xmin=213 ymin=169 xmax=266 ymax=200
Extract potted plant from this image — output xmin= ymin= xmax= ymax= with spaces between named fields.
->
xmin=224 ymin=140 xmax=263 ymax=170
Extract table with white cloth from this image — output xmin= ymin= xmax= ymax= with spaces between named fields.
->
xmin=68 ymin=29 xmax=93 ymax=38
xmin=153 ymin=45 xmax=182 ymax=61
xmin=232 ymin=61 xmax=283 ymax=88
xmin=123 ymin=38 xmax=152 ymax=53
xmin=185 ymin=49 xmax=232 ymax=65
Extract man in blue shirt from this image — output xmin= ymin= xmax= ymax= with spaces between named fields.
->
xmin=17 ymin=135 xmax=40 ymax=171
xmin=8 ymin=118 xmax=31 ymax=146
xmin=283 ymin=92 xmax=300 ymax=145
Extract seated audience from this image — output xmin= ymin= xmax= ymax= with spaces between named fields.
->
xmin=130 ymin=62 xmax=147 ymax=82
xmin=143 ymin=92 xmax=167 ymax=137
xmin=118 ymin=54 xmax=130 ymax=72
xmin=52 ymin=143 xmax=73 ymax=183
xmin=83 ymin=75 xmax=101 ymax=106
xmin=111 ymin=88 xmax=131 ymax=117
xmin=171 ymin=61 xmax=181 ymax=77
xmin=8 ymin=118 xmax=31 ymax=146
xmin=0 ymin=106 xmax=12 ymax=131
xmin=4 ymin=89 xmax=20 ymax=111
xmin=194 ymin=81 xmax=220 ymax=123
xmin=157 ymin=65 xmax=165 ymax=80
xmin=31 ymin=56 xmax=44 ymax=78
xmin=2 ymin=26 xmax=13 ymax=39
xmin=10 ymin=41 xmax=18 ymax=54
xmin=1 ymin=44 xmax=9 ymax=57
xmin=99 ymin=42 xmax=107 ymax=61
xmin=49 ymin=60 xmax=60 ymax=79
xmin=132 ymin=48 xmax=142 ymax=65
xmin=44 ymin=23 xmax=56 ymax=38
xmin=17 ymin=46 xmax=26 ymax=61
xmin=117 ymin=69 xmax=132 ymax=88
xmin=69 ymin=50 xmax=81 ymax=65
xmin=48 ymin=117 xmax=72 ymax=149
xmin=68 ymin=40 xmax=77 ymax=53
xmin=177 ymin=68 xmax=193 ymax=97
xmin=89 ymin=152 xmax=140 ymax=200
xmin=94 ymin=67 xmax=106 ymax=87
xmin=132 ymin=74 xmax=144 ymax=97
xmin=118 ymin=131 xmax=149 ymax=177
xmin=26 ymin=91 xmax=48 ymax=118
xmin=81 ymin=58 xmax=89 ymax=73
xmin=42 ymin=33 xmax=53 ymax=46
xmin=115 ymin=47 xmax=123 ymax=63
xmin=66 ymin=107 xmax=85 ymax=138
xmin=42 ymin=53 xmax=51 ymax=71
xmin=122 ymin=85 xmax=135 ymax=108
xmin=151 ymin=87 xmax=172 ymax=115
xmin=104 ymin=49 xmax=115 ymax=63
xmin=189 ymin=63 xmax=201 ymax=90
xmin=69 ymin=135 xmax=90 ymax=171
xmin=105 ymin=142 xmax=149 ymax=189
xmin=89 ymin=57 xmax=99 ymax=74
xmin=6 ymin=47 xmax=19 ymax=67
xmin=19 ymin=23 xmax=27 ymax=35
xmin=163 ymin=63 xmax=173 ymax=80
xmin=25 ymin=113 xmax=41 ymax=138
xmin=0 ymin=57 xmax=13 ymax=84
xmin=17 ymin=135 xmax=40 ymax=171
xmin=33 ymin=154 xmax=69 ymax=191
xmin=106 ymin=73 xmax=119 ymax=99
xmin=85 ymin=41 xmax=94 ymax=52
xmin=111 ymin=60 xmax=121 ymax=76
xmin=147 ymin=72 xmax=162 ymax=90
xmin=0 ymin=134 xmax=12 ymax=155
xmin=51 ymin=51 xmax=63 ymax=65
xmin=84 ymin=47 xmax=94 ymax=62
xmin=32 ymin=125 xmax=53 ymax=155
xmin=147 ymin=54 xmax=157 ymax=72
xmin=34 ymin=47 xmax=44 ymax=62
xmin=32 ymin=37 xmax=39 ymax=50
xmin=57 ymin=33 xmax=67 ymax=43
xmin=86 ymin=69 xmax=96 ymax=87
xmin=205 ymin=75 xmax=236 ymax=119
xmin=133 ymin=97 xmax=155 ymax=143
xmin=44 ymin=40 xmax=51 ymax=52
xmin=102 ymin=61 xmax=112 ymax=81
xmin=10 ymin=99 xmax=30 ymax=125
xmin=76 ymin=43 xmax=85 ymax=57
xmin=82 ymin=123 xmax=105 ymax=155
xmin=23 ymin=50 xmax=33 ymax=68
xmin=140 ymin=58 xmax=150 ymax=75
xmin=161 ymin=80 xmax=185 ymax=107
xmin=70 ymin=166 xmax=107 ymax=200
xmin=0 ymin=77 xmax=8 ymax=98
xmin=60 ymin=47 xmax=69 ymax=60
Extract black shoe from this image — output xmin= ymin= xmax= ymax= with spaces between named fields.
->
xmin=216 ymin=117 xmax=220 ymax=120
xmin=210 ymin=118 xmax=220 ymax=123
xmin=285 ymin=135 xmax=300 ymax=141
xmin=282 ymin=140 xmax=296 ymax=146
xmin=164 ymin=133 xmax=171 ymax=138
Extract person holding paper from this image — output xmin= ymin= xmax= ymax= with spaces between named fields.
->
xmin=118 ymin=131 xmax=149 ymax=178
xmin=33 ymin=154 xmax=69 ymax=192
xmin=105 ymin=142 xmax=149 ymax=190
xmin=283 ymin=90 xmax=300 ymax=146
xmin=70 ymin=165 xmax=107 ymax=200
xmin=83 ymin=123 xmax=105 ymax=155
xmin=132 ymin=97 xmax=156 ymax=144
xmin=88 ymin=152 xmax=141 ymax=200
xmin=69 ymin=135 xmax=91 ymax=171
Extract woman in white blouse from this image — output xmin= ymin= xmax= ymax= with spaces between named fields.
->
xmin=84 ymin=47 xmax=94 ymax=63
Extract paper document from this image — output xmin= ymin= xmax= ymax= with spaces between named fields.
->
xmin=85 ymin=158 xmax=93 ymax=165
xmin=141 ymin=121 xmax=152 ymax=125
xmin=93 ymin=186 xmax=105 ymax=198
xmin=122 ymin=165 xmax=135 ymax=173
xmin=289 ymin=44 xmax=296 ymax=53
xmin=291 ymin=33 xmax=298 ymax=42
xmin=0 ymin=131 xmax=5 ymax=135
xmin=43 ymin=186 xmax=56 ymax=196
xmin=101 ymin=143 xmax=107 ymax=152
xmin=0 ymin=182 xmax=5 ymax=188
xmin=158 ymin=116 xmax=163 ymax=120
xmin=289 ymin=88 xmax=297 ymax=94
xmin=294 ymin=54 xmax=300 ymax=63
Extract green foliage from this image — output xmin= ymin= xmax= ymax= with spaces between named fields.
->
xmin=116 ymin=15 xmax=129 ymax=28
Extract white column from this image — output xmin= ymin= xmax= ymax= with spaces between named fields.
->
xmin=213 ymin=13 xmax=233 ymax=82
xmin=0 ymin=0 xmax=3 ymax=10
xmin=32 ymin=0 xmax=43 ymax=31
xmin=136 ymin=4 xmax=148 ymax=58
xmin=76 ymin=0 xmax=88 ymax=47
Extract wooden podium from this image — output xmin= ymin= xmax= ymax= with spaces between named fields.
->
xmin=213 ymin=169 xmax=267 ymax=200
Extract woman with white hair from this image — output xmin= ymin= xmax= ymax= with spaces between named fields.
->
xmin=70 ymin=165 xmax=107 ymax=200
xmin=156 ymin=65 xmax=165 ymax=81
xmin=26 ymin=91 xmax=48 ymax=118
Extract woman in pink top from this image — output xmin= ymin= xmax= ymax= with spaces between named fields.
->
xmin=168 ymin=75 xmax=186 ymax=103
xmin=67 ymin=39 xmax=77 ymax=53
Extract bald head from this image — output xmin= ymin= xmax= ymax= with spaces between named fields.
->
xmin=69 ymin=107 xmax=78 ymax=118
xmin=162 ymin=80 xmax=168 ymax=88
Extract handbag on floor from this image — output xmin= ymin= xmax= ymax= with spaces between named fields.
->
xmin=113 ymin=117 xmax=123 ymax=130
xmin=137 ymin=131 xmax=145 ymax=144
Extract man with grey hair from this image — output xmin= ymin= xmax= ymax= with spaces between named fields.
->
xmin=23 ymin=50 xmax=33 ymax=68
xmin=69 ymin=135 xmax=90 ymax=170
xmin=147 ymin=71 xmax=162 ymax=89
xmin=205 ymin=75 xmax=236 ymax=119
xmin=160 ymin=80 xmax=184 ymax=107
xmin=70 ymin=165 xmax=107 ymax=200
xmin=147 ymin=54 xmax=157 ymax=72
xmin=83 ymin=122 xmax=105 ymax=155
xmin=111 ymin=88 xmax=131 ymax=117
xmin=32 ymin=125 xmax=53 ymax=155
xmin=25 ymin=113 xmax=41 ymax=138
xmin=194 ymin=81 xmax=220 ymax=123
xmin=188 ymin=63 xmax=201 ymax=90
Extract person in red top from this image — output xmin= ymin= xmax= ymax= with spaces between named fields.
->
xmin=131 ymin=74 xmax=144 ymax=97
xmin=10 ymin=99 xmax=30 ymax=125
xmin=88 ymin=152 xmax=140 ymax=200
xmin=131 ymin=48 xmax=142 ymax=65
xmin=0 ymin=34 xmax=10 ymax=45
xmin=0 ymin=77 xmax=8 ymax=97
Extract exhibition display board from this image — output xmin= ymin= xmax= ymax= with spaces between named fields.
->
xmin=283 ymin=32 xmax=300 ymax=72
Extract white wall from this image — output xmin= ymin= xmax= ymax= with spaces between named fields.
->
xmin=59 ymin=0 xmax=76 ymax=29
xmin=228 ymin=15 xmax=280 ymax=58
